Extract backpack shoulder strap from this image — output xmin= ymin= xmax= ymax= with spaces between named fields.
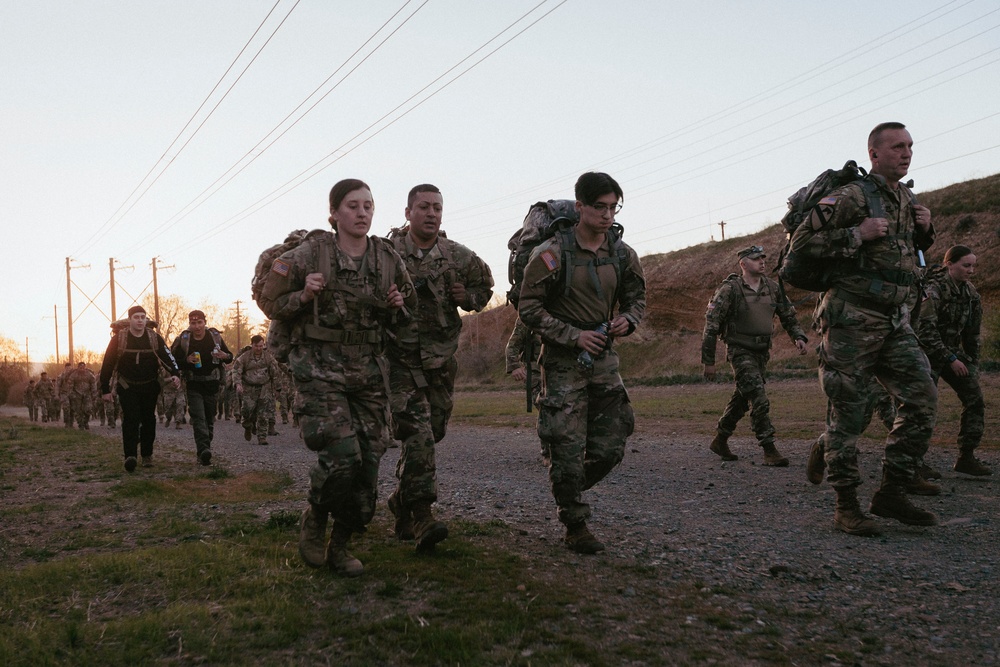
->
xmin=859 ymin=178 xmax=886 ymax=218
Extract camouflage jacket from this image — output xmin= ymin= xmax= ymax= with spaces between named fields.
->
xmin=233 ymin=349 xmax=283 ymax=388
xmin=34 ymin=378 xmax=55 ymax=402
xmin=701 ymin=274 xmax=806 ymax=365
xmin=57 ymin=368 xmax=74 ymax=398
xmin=256 ymin=232 xmax=415 ymax=344
xmin=916 ymin=269 xmax=981 ymax=369
xmin=518 ymin=226 xmax=645 ymax=349
xmin=24 ymin=384 xmax=36 ymax=404
xmin=505 ymin=316 xmax=542 ymax=374
xmin=387 ymin=231 xmax=494 ymax=370
xmin=68 ymin=368 xmax=98 ymax=396
xmin=788 ymin=174 xmax=934 ymax=311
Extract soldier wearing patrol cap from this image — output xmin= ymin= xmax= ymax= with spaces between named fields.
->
xmin=703 ymin=245 xmax=808 ymax=466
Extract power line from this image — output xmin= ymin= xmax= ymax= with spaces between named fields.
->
xmin=121 ymin=0 xmax=428 ymax=257
xmin=76 ymin=0 xmax=298 ymax=257
xmin=164 ymin=0 xmax=570 ymax=257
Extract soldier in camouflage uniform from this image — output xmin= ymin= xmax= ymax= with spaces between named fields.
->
xmin=35 ymin=372 xmax=55 ymax=422
xmin=916 ymin=245 xmax=992 ymax=477
xmin=789 ymin=122 xmax=938 ymax=536
xmin=158 ymin=368 xmax=184 ymax=429
xmin=258 ymin=178 xmax=415 ymax=577
xmin=506 ymin=315 xmax=542 ymax=408
xmin=24 ymin=380 xmax=38 ymax=421
xmin=385 ymin=183 xmax=494 ymax=553
xmin=233 ymin=336 xmax=283 ymax=446
xmin=703 ymin=245 xmax=808 ymax=466
xmin=67 ymin=361 xmax=98 ymax=429
xmin=276 ymin=363 xmax=296 ymax=425
xmin=57 ymin=362 xmax=73 ymax=427
xmin=519 ymin=172 xmax=645 ymax=555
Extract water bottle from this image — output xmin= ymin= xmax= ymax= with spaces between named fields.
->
xmin=193 ymin=351 xmax=202 ymax=369
xmin=577 ymin=322 xmax=610 ymax=369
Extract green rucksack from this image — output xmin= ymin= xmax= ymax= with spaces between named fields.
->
xmin=776 ymin=160 xmax=884 ymax=293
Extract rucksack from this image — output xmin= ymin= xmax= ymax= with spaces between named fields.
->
xmin=174 ymin=328 xmax=225 ymax=379
xmin=776 ymin=160 xmax=885 ymax=293
xmin=505 ymin=200 xmax=579 ymax=307
xmin=110 ymin=318 xmax=159 ymax=353
xmin=251 ymin=229 xmax=328 ymax=363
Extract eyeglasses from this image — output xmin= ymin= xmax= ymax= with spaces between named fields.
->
xmin=748 ymin=245 xmax=763 ymax=254
xmin=588 ymin=201 xmax=623 ymax=215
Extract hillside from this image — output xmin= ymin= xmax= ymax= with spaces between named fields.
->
xmin=457 ymin=173 xmax=1000 ymax=384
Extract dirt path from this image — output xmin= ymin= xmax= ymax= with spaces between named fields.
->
xmin=3 ymin=404 xmax=999 ymax=664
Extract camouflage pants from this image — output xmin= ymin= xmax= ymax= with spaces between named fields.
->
xmin=240 ymin=385 xmax=273 ymax=443
xmin=292 ymin=353 xmax=390 ymax=532
xmin=934 ymin=363 xmax=984 ymax=452
xmin=716 ymin=346 xmax=775 ymax=446
xmin=105 ymin=396 xmax=120 ymax=427
xmin=537 ymin=345 xmax=634 ymax=527
xmin=863 ymin=376 xmax=897 ymax=433
xmin=69 ymin=394 xmax=92 ymax=428
xmin=817 ymin=298 xmax=936 ymax=488
xmin=49 ymin=399 xmax=60 ymax=421
xmin=26 ymin=400 xmax=38 ymax=421
xmin=61 ymin=396 xmax=73 ymax=426
xmin=389 ymin=357 xmax=457 ymax=506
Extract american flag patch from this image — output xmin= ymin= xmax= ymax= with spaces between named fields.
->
xmin=819 ymin=196 xmax=838 ymax=206
xmin=271 ymin=259 xmax=290 ymax=276
xmin=540 ymin=249 xmax=558 ymax=271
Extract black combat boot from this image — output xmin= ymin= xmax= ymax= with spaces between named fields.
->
xmin=869 ymin=470 xmax=938 ymax=526
xmin=834 ymin=486 xmax=880 ymax=536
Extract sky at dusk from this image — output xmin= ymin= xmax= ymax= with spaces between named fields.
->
xmin=2 ymin=0 xmax=998 ymax=362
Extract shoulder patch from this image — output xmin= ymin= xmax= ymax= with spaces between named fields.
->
xmin=271 ymin=259 xmax=290 ymax=277
xmin=540 ymin=249 xmax=558 ymax=272
xmin=819 ymin=196 xmax=838 ymax=206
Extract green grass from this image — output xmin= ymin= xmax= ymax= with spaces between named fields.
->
xmin=1 ymin=375 xmax=997 ymax=664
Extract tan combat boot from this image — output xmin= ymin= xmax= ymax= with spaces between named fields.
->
xmin=761 ymin=442 xmax=789 ymax=467
xmin=709 ymin=433 xmax=738 ymax=461
xmin=298 ymin=504 xmax=328 ymax=568
xmin=833 ymin=486 xmax=880 ymax=537
xmin=387 ymin=491 xmax=415 ymax=541
xmin=806 ymin=436 xmax=826 ymax=485
xmin=412 ymin=502 xmax=448 ymax=553
xmin=954 ymin=452 xmax=993 ymax=477
xmin=917 ymin=460 xmax=942 ymax=480
xmin=326 ymin=521 xmax=363 ymax=577
xmin=869 ymin=470 xmax=938 ymax=526
xmin=564 ymin=522 xmax=606 ymax=554
xmin=904 ymin=474 xmax=941 ymax=496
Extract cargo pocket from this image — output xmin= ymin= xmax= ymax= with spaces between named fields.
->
xmin=537 ymin=394 xmax=567 ymax=444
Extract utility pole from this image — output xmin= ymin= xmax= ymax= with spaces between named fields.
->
xmin=109 ymin=258 xmax=134 ymax=322
xmin=151 ymin=257 xmax=174 ymax=326
xmin=52 ymin=305 xmax=59 ymax=364
xmin=233 ymin=300 xmax=243 ymax=351
xmin=718 ymin=220 xmax=726 ymax=241
xmin=65 ymin=257 xmax=89 ymax=363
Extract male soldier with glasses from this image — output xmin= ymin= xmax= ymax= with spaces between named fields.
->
xmin=518 ymin=171 xmax=645 ymax=555
xmin=703 ymin=245 xmax=808 ymax=465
